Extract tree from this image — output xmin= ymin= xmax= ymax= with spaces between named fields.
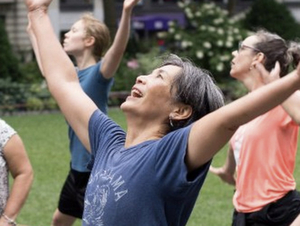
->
xmin=0 ymin=19 xmax=23 ymax=82
xmin=163 ymin=1 xmax=249 ymax=81
xmin=103 ymin=0 xmax=117 ymax=39
xmin=243 ymin=0 xmax=300 ymax=40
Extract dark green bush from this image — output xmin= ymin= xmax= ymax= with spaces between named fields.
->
xmin=20 ymin=61 xmax=44 ymax=83
xmin=243 ymin=0 xmax=300 ymax=40
xmin=26 ymin=97 xmax=44 ymax=111
xmin=0 ymin=19 xmax=24 ymax=82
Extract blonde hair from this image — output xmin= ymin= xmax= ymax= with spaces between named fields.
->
xmin=80 ymin=13 xmax=111 ymax=61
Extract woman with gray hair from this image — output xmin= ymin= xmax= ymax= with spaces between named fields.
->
xmin=210 ymin=29 xmax=300 ymax=226
xmin=26 ymin=0 xmax=300 ymax=224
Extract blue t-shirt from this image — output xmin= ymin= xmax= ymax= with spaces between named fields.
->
xmin=69 ymin=62 xmax=114 ymax=172
xmin=82 ymin=110 xmax=211 ymax=226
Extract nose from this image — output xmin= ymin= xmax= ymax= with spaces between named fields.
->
xmin=136 ymin=75 xmax=146 ymax=84
xmin=64 ymin=31 xmax=70 ymax=38
xmin=232 ymin=50 xmax=238 ymax=56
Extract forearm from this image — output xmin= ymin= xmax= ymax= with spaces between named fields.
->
xmin=222 ymin=70 xmax=300 ymax=129
xmin=187 ymin=68 xmax=300 ymax=170
xmin=101 ymin=6 xmax=133 ymax=78
xmin=112 ymin=7 xmax=133 ymax=54
xmin=2 ymin=172 xmax=33 ymax=220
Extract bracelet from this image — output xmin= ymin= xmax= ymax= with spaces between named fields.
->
xmin=2 ymin=214 xmax=17 ymax=226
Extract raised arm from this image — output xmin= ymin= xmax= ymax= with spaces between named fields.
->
xmin=186 ymin=63 xmax=300 ymax=171
xmin=0 ymin=134 xmax=33 ymax=225
xmin=101 ymin=0 xmax=140 ymax=79
xmin=26 ymin=0 xmax=97 ymax=152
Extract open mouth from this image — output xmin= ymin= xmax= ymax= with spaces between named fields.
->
xmin=131 ymin=88 xmax=143 ymax=98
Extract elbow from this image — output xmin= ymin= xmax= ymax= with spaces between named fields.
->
xmin=25 ymin=167 xmax=34 ymax=188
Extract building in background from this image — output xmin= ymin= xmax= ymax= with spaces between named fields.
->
xmin=1 ymin=0 xmax=300 ymax=62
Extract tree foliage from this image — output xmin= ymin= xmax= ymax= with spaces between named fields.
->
xmin=243 ymin=0 xmax=300 ymax=40
xmin=162 ymin=1 xmax=250 ymax=81
xmin=0 ymin=19 xmax=23 ymax=82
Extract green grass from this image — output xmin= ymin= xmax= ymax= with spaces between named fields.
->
xmin=2 ymin=109 xmax=300 ymax=226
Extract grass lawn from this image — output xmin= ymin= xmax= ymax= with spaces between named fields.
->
xmin=2 ymin=108 xmax=300 ymax=226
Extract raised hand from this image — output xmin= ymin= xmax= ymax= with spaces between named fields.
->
xmin=123 ymin=0 xmax=140 ymax=11
xmin=25 ymin=0 xmax=52 ymax=12
xmin=256 ymin=61 xmax=281 ymax=85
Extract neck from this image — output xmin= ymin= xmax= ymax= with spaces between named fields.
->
xmin=124 ymin=114 xmax=167 ymax=148
xmin=74 ymin=51 xmax=97 ymax=70
xmin=241 ymin=71 xmax=264 ymax=92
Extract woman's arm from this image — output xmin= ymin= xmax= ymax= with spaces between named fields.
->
xmin=101 ymin=0 xmax=140 ymax=79
xmin=0 ymin=134 xmax=33 ymax=225
xmin=186 ymin=63 xmax=300 ymax=171
xmin=26 ymin=0 xmax=98 ymax=152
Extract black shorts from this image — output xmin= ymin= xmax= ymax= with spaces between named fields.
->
xmin=232 ymin=190 xmax=300 ymax=226
xmin=58 ymin=169 xmax=91 ymax=219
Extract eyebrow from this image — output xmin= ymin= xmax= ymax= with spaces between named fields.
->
xmin=157 ymin=68 xmax=170 ymax=77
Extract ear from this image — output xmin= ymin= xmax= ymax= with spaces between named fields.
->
xmin=170 ymin=104 xmax=193 ymax=121
xmin=251 ymin=52 xmax=265 ymax=67
xmin=84 ymin=36 xmax=95 ymax=47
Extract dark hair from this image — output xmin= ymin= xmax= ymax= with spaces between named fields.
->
xmin=254 ymin=29 xmax=300 ymax=77
xmin=161 ymin=54 xmax=225 ymax=130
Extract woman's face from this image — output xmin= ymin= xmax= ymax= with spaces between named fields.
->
xmin=121 ymin=65 xmax=182 ymax=121
xmin=230 ymin=35 xmax=260 ymax=80
xmin=63 ymin=20 xmax=87 ymax=55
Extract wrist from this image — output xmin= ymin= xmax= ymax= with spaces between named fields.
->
xmin=28 ymin=7 xmax=48 ymax=17
xmin=1 ymin=214 xmax=17 ymax=226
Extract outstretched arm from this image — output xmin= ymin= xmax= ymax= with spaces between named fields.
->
xmin=101 ymin=0 xmax=140 ymax=79
xmin=0 ymin=134 xmax=33 ymax=225
xmin=26 ymin=0 xmax=97 ymax=152
xmin=209 ymin=146 xmax=236 ymax=186
xmin=186 ymin=63 xmax=300 ymax=172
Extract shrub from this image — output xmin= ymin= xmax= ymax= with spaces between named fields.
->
xmin=44 ymin=97 xmax=58 ymax=110
xmin=161 ymin=1 xmax=250 ymax=82
xmin=26 ymin=97 xmax=44 ymax=111
xmin=242 ymin=0 xmax=300 ymax=40
xmin=20 ymin=61 xmax=44 ymax=83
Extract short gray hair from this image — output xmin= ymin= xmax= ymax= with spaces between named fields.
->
xmin=161 ymin=54 xmax=225 ymax=130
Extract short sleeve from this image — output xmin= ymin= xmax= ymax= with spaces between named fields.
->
xmin=0 ymin=119 xmax=16 ymax=154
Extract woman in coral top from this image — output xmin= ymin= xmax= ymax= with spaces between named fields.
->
xmin=210 ymin=29 xmax=300 ymax=226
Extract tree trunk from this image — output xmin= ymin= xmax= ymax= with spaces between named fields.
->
xmin=103 ymin=0 xmax=117 ymax=38
xmin=227 ymin=0 xmax=237 ymax=17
